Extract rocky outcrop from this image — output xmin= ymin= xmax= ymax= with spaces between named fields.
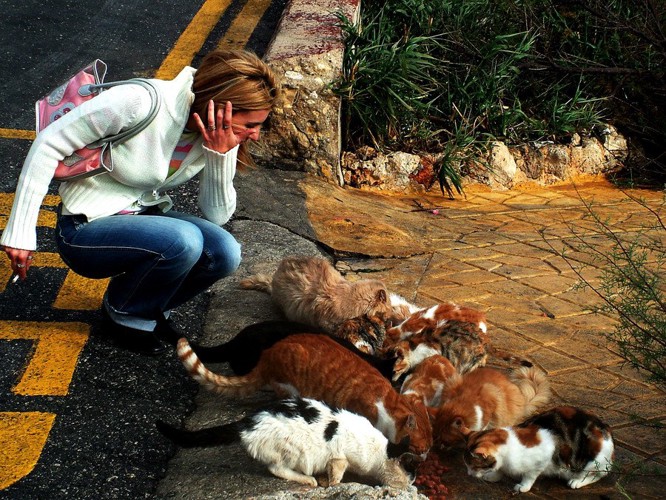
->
xmin=340 ymin=127 xmax=628 ymax=193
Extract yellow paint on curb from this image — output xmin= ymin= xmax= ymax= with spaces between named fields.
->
xmin=0 ymin=128 xmax=35 ymax=140
xmin=219 ymin=0 xmax=272 ymax=50
xmin=155 ymin=0 xmax=233 ymax=80
xmin=0 ymin=412 xmax=56 ymax=489
xmin=0 ymin=321 xmax=89 ymax=396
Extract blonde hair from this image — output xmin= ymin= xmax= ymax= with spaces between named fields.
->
xmin=192 ymin=49 xmax=279 ymax=167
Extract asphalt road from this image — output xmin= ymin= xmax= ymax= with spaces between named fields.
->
xmin=0 ymin=1 xmax=286 ymax=498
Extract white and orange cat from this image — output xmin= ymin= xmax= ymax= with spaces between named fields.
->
xmin=432 ymin=365 xmax=551 ymax=447
xmin=240 ymin=256 xmax=411 ymax=333
xmin=400 ymin=355 xmax=456 ymax=407
xmin=177 ymin=333 xmax=433 ymax=457
xmin=465 ymin=406 xmax=614 ymax=492
xmin=385 ymin=302 xmax=488 ymax=345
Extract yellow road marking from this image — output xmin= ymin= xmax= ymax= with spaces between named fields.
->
xmin=0 ymin=412 xmax=56 ymax=489
xmin=54 ymin=273 xmax=108 ymax=310
xmin=0 ymin=321 xmax=89 ymax=396
xmin=155 ymin=0 xmax=233 ymax=79
xmin=219 ymin=0 xmax=273 ymax=50
xmin=0 ymin=128 xmax=35 ymax=140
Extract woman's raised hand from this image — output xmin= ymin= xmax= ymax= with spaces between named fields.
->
xmin=193 ymin=100 xmax=239 ymax=154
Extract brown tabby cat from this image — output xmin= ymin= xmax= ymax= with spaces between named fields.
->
xmin=239 ymin=256 xmax=396 ymax=333
xmin=432 ymin=366 xmax=551 ymax=447
xmin=464 ymin=406 xmax=615 ymax=492
xmin=400 ymin=354 xmax=456 ymax=407
xmin=385 ymin=302 xmax=488 ymax=346
xmin=177 ymin=333 xmax=433 ymax=456
xmin=384 ymin=320 xmax=490 ymax=381
xmin=333 ymin=314 xmax=387 ymax=355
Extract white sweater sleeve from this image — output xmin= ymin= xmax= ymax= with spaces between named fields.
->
xmin=197 ymin=144 xmax=238 ymax=226
xmin=0 ymin=85 xmax=153 ymax=250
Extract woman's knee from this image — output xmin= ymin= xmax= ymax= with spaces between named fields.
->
xmin=206 ymin=234 xmax=241 ymax=277
xmin=164 ymin=225 xmax=205 ymax=268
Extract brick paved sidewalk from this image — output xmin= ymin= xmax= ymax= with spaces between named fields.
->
xmin=304 ymin=176 xmax=665 ymax=499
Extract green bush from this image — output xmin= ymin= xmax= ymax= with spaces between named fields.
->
xmin=547 ymin=192 xmax=666 ymax=386
xmin=331 ymin=0 xmax=666 ymax=193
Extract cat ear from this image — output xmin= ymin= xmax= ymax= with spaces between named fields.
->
xmin=375 ymin=288 xmax=388 ymax=304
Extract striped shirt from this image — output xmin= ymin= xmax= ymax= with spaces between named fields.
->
xmin=168 ymin=132 xmax=196 ymax=177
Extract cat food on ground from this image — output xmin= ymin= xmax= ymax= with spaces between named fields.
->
xmin=415 ymin=450 xmax=449 ymax=499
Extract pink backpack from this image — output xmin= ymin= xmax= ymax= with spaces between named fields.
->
xmin=36 ymin=59 xmax=160 ymax=181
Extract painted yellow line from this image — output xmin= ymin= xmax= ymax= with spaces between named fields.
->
xmin=219 ymin=0 xmax=273 ymax=50
xmin=0 ymin=412 xmax=56 ymax=489
xmin=0 ymin=128 xmax=35 ymax=140
xmin=155 ymin=0 xmax=233 ymax=80
xmin=0 ymin=321 xmax=89 ymax=396
xmin=54 ymin=273 xmax=108 ymax=310
xmin=0 ymin=252 xmax=105 ymax=311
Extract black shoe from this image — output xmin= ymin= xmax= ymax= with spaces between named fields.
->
xmin=154 ymin=318 xmax=185 ymax=346
xmin=99 ymin=308 xmax=169 ymax=356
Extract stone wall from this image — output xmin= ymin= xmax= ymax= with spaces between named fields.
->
xmin=256 ymin=0 xmax=360 ymax=185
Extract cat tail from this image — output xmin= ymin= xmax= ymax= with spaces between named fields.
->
xmin=177 ymin=338 xmax=262 ymax=397
xmin=239 ymin=274 xmax=273 ymax=293
xmin=156 ymin=419 xmax=242 ymax=447
xmin=511 ymin=366 xmax=551 ymax=415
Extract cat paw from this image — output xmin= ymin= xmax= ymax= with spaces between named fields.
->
xmin=514 ymin=483 xmax=533 ymax=493
xmin=302 ymin=476 xmax=318 ymax=487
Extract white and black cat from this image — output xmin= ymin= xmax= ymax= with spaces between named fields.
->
xmin=464 ymin=405 xmax=615 ymax=493
xmin=157 ymin=397 xmax=412 ymax=489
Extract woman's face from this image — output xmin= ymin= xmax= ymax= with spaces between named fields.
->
xmin=231 ymin=109 xmax=270 ymax=143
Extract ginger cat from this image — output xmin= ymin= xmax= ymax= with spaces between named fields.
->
xmin=189 ymin=320 xmax=396 ymax=379
xmin=385 ymin=302 xmax=488 ymax=346
xmin=177 ymin=333 xmax=433 ymax=456
xmin=239 ymin=256 xmax=396 ymax=333
xmin=400 ymin=354 xmax=457 ymax=407
xmin=432 ymin=366 xmax=551 ymax=447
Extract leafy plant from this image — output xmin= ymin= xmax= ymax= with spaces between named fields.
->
xmin=331 ymin=0 xmax=666 ymax=194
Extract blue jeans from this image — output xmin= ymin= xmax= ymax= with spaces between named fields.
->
xmin=55 ymin=207 xmax=241 ymax=331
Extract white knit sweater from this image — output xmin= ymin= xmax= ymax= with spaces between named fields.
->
xmin=1 ymin=67 xmax=238 ymax=251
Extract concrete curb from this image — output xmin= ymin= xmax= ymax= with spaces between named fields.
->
xmin=257 ymin=0 xmax=360 ymax=185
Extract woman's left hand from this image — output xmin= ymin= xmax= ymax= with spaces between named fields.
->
xmin=193 ymin=100 xmax=238 ymax=154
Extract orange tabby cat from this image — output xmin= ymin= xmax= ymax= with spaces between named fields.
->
xmin=177 ymin=333 xmax=433 ymax=456
xmin=432 ymin=365 xmax=551 ymax=447
xmin=239 ymin=256 xmax=396 ymax=333
xmin=400 ymin=354 xmax=457 ymax=407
